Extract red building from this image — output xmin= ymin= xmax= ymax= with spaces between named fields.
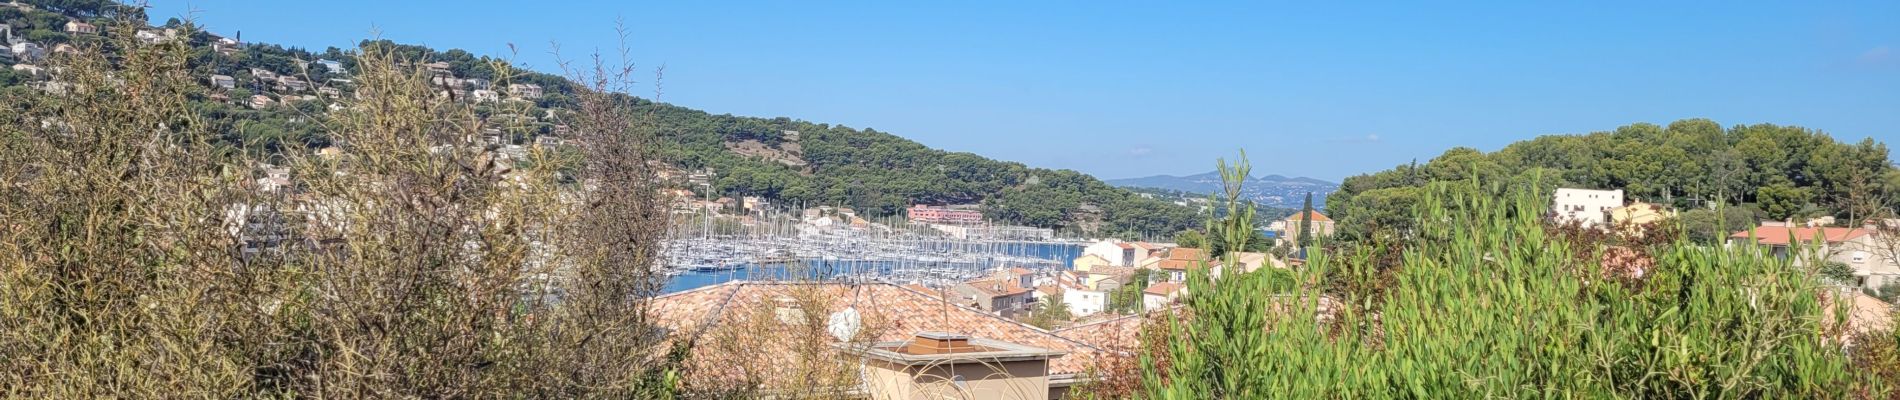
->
xmin=907 ymin=205 xmax=984 ymax=224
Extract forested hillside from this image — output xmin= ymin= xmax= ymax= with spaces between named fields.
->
xmin=640 ymin=105 xmax=1197 ymax=237
xmin=1328 ymin=119 xmax=1896 ymax=242
xmin=0 ymin=0 xmax=1197 ymax=237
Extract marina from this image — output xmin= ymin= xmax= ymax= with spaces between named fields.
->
xmin=659 ymin=210 xmax=1085 ymax=293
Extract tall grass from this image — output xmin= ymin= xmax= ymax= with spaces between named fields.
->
xmin=1142 ymin=171 xmax=1888 ymax=398
xmin=0 ymin=18 xmax=676 ymax=398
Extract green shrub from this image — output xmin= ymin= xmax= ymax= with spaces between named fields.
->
xmin=1142 ymin=173 xmax=1887 ymax=398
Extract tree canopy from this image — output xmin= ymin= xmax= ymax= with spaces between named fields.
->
xmin=1328 ymin=119 xmax=1896 ymax=242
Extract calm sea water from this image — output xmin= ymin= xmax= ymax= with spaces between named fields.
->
xmin=660 ymin=242 xmax=1082 ymax=294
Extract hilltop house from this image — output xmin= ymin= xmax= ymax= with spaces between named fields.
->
xmin=507 ymin=83 xmax=543 ymax=98
xmin=1609 ymin=202 xmax=1675 ymax=234
xmin=906 ymin=204 xmax=983 ymax=224
xmin=1552 ymin=188 xmax=1624 ymax=227
xmin=11 ymin=42 xmax=43 ymax=62
xmin=63 ymin=21 xmax=97 ymax=35
xmin=208 ymin=74 xmax=235 ymax=89
xmin=953 ymin=268 xmax=1037 ymax=318
xmin=1155 ymin=247 xmax=1211 ymax=282
xmin=1729 ymin=225 xmax=1900 ymax=290
xmin=1079 ymin=240 xmax=1168 ymax=268
xmin=213 ymin=37 xmax=239 ymax=55
xmin=134 ymin=28 xmax=176 ymax=44
xmin=1071 ymin=253 xmax=1113 ymax=271
xmin=421 ymin=61 xmax=452 ymax=76
xmin=1280 ymin=210 xmax=1336 ymax=241
xmin=314 ymin=59 xmax=344 ymax=73
xmin=1056 ymin=271 xmax=1111 ymax=317
xmin=277 ymin=76 xmax=308 ymax=91
xmin=1142 ymin=282 xmax=1184 ymax=311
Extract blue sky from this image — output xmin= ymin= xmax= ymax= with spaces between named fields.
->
xmin=149 ymin=1 xmax=1899 ymax=182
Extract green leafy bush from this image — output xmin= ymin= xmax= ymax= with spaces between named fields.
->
xmin=1143 ymin=174 xmax=1888 ymax=398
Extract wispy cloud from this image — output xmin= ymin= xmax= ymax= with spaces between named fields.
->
xmin=1857 ymin=45 xmax=1895 ymax=68
xmin=1328 ymin=134 xmax=1382 ymax=144
xmin=1127 ymin=146 xmax=1154 ymax=157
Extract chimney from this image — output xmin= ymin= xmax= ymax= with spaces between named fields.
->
xmin=774 ymin=296 xmax=805 ymax=325
xmin=905 ymin=332 xmax=979 ymax=355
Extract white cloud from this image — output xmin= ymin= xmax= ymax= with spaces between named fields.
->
xmin=1127 ymin=146 xmax=1154 ymax=156
xmin=1857 ymin=45 xmax=1894 ymax=68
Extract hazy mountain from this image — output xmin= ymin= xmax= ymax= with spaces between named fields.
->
xmin=1107 ymin=172 xmax=1337 ymax=209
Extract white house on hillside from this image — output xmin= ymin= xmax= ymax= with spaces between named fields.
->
xmin=1552 ymin=188 xmax=1623 ymax=227
xmin=1079 ymin=240 xmax=1169 ymax=268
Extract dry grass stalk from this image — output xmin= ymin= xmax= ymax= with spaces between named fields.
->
xmin=1 ymin=17 xmax=676 ymax=398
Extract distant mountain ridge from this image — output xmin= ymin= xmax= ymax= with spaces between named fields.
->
xmin=1107 ymin=172 xmax=1337 ymax=209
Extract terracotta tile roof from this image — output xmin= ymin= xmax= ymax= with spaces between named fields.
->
xmin=1730 ymin=226 xmax=1872 ymax=246
xmin=1286 ymin=210 xmax=1332 ymax=222
xmin=1132 ymin=242 xmax=1166 ymax=251
xmin=648 ymin=281 xmax=1110 ymax=389
xmin=962 ymin=278 xmax=1032 ymax=297
xmin=1823 ymin=291 xmax=1895 ymax=337
xmin=1114 ymin=242 xmax=1136 ymax=250
xmin=1157 ymin=248 xmax=1208 ymax=271
xmin=1087 ymin=265 xmax=1137 ymax=279
xmin=1143 ymin=282 xmax=1183 ymax=296
xmin=1167 ymin=248 xmax=1205 ymax=261
xmin=903 ymin=284 xmax=943 ymax=298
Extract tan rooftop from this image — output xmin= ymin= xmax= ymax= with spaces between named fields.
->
xmin=647 ymin=281 xmax=1116 ymax=392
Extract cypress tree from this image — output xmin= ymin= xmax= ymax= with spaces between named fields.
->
xmin=1297 ymin=192 xmax=1315 ymax=251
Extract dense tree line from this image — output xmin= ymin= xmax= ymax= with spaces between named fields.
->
xmin=1328 ymin=119 xmax=1896 ymax=243
xmin=629 ymin=95 xmax=1199 ymax=236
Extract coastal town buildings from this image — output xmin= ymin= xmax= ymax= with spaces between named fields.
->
xmin=1552 ymin=188 xmax=1624 ymax=227
xmin=1729 ymin=225 xmax=1900 ymax=291
xmin=906 ymin=204 xmax=983 ymax=224
xmin=1280 ymin=210 xmax=1336 ymax=240
xmin=648 ymin=282 xmax=1118 ymax=398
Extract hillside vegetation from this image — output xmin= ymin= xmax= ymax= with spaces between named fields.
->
xmin=0 ymin=0 xmax=1197 ymax=237
xmin=1139 ymin=169 xmax=1895 ymax=398
xmin=1328 ymin=119 xmax=1895 ymax=242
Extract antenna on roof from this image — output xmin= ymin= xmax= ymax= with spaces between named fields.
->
xmin=827 ymin=307 xmax=860 ymax=342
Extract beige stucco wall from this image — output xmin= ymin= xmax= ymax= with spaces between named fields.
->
xmin=862 ymin=359 xmax=1052 ymax=400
